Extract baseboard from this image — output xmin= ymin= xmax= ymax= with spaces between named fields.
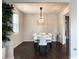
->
xmin=13 ymin=41 xmax=23 ymax=48
xmin=23 ymin=40 xmax=34 ymax=42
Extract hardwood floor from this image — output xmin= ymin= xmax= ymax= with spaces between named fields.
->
xmin=14 ymin=42 xmax=69 ymax=59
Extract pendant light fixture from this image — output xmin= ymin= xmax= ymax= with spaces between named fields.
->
xmin=38 ymin=7 xmax=44 ymax=24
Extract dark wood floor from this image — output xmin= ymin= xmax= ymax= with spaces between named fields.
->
xmin=14 ymin=42 xmax=69 ymax=59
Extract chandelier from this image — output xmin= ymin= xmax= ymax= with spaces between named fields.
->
xmin=38 ymin=7 xmax=44 ymax=24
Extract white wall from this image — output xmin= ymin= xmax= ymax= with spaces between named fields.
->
xmin=11 ymin=7 xmax=24 ymax=48
xmin=58 ymin=6 xmax=69 ymax=44
xmin=23 ymin=13 xmax=58 ymax=41
xmin=70 ymin=0 xmax=77 ymax=59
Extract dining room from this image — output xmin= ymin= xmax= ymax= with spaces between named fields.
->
xmin=2 ymin=0 xmax=77 ymax=59
xmin=12 ymin=3 xmax=70 ymax=59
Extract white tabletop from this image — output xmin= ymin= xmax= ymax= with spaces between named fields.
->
xmin=33 ymin=34 xmax=52 ymax=45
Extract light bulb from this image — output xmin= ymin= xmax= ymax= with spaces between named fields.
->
xmin=39 ymin=18 xmax=44 ymax=24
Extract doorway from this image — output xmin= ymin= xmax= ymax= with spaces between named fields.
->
xmin=65 ymin=16 xmax=70 ymax=57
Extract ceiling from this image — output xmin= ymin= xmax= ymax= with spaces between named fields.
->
xmin=14 ymin=3 xmax=69 ymax=14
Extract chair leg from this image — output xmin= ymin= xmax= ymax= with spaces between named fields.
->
xmin=39 ymin=46 xmax=48 ymax=55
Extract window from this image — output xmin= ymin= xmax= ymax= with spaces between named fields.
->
xmin=13 ymin=13 xmax=19 ymax=32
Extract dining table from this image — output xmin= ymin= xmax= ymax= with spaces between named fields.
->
xmin=33 ymin=33 xmax=53 ymax=54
